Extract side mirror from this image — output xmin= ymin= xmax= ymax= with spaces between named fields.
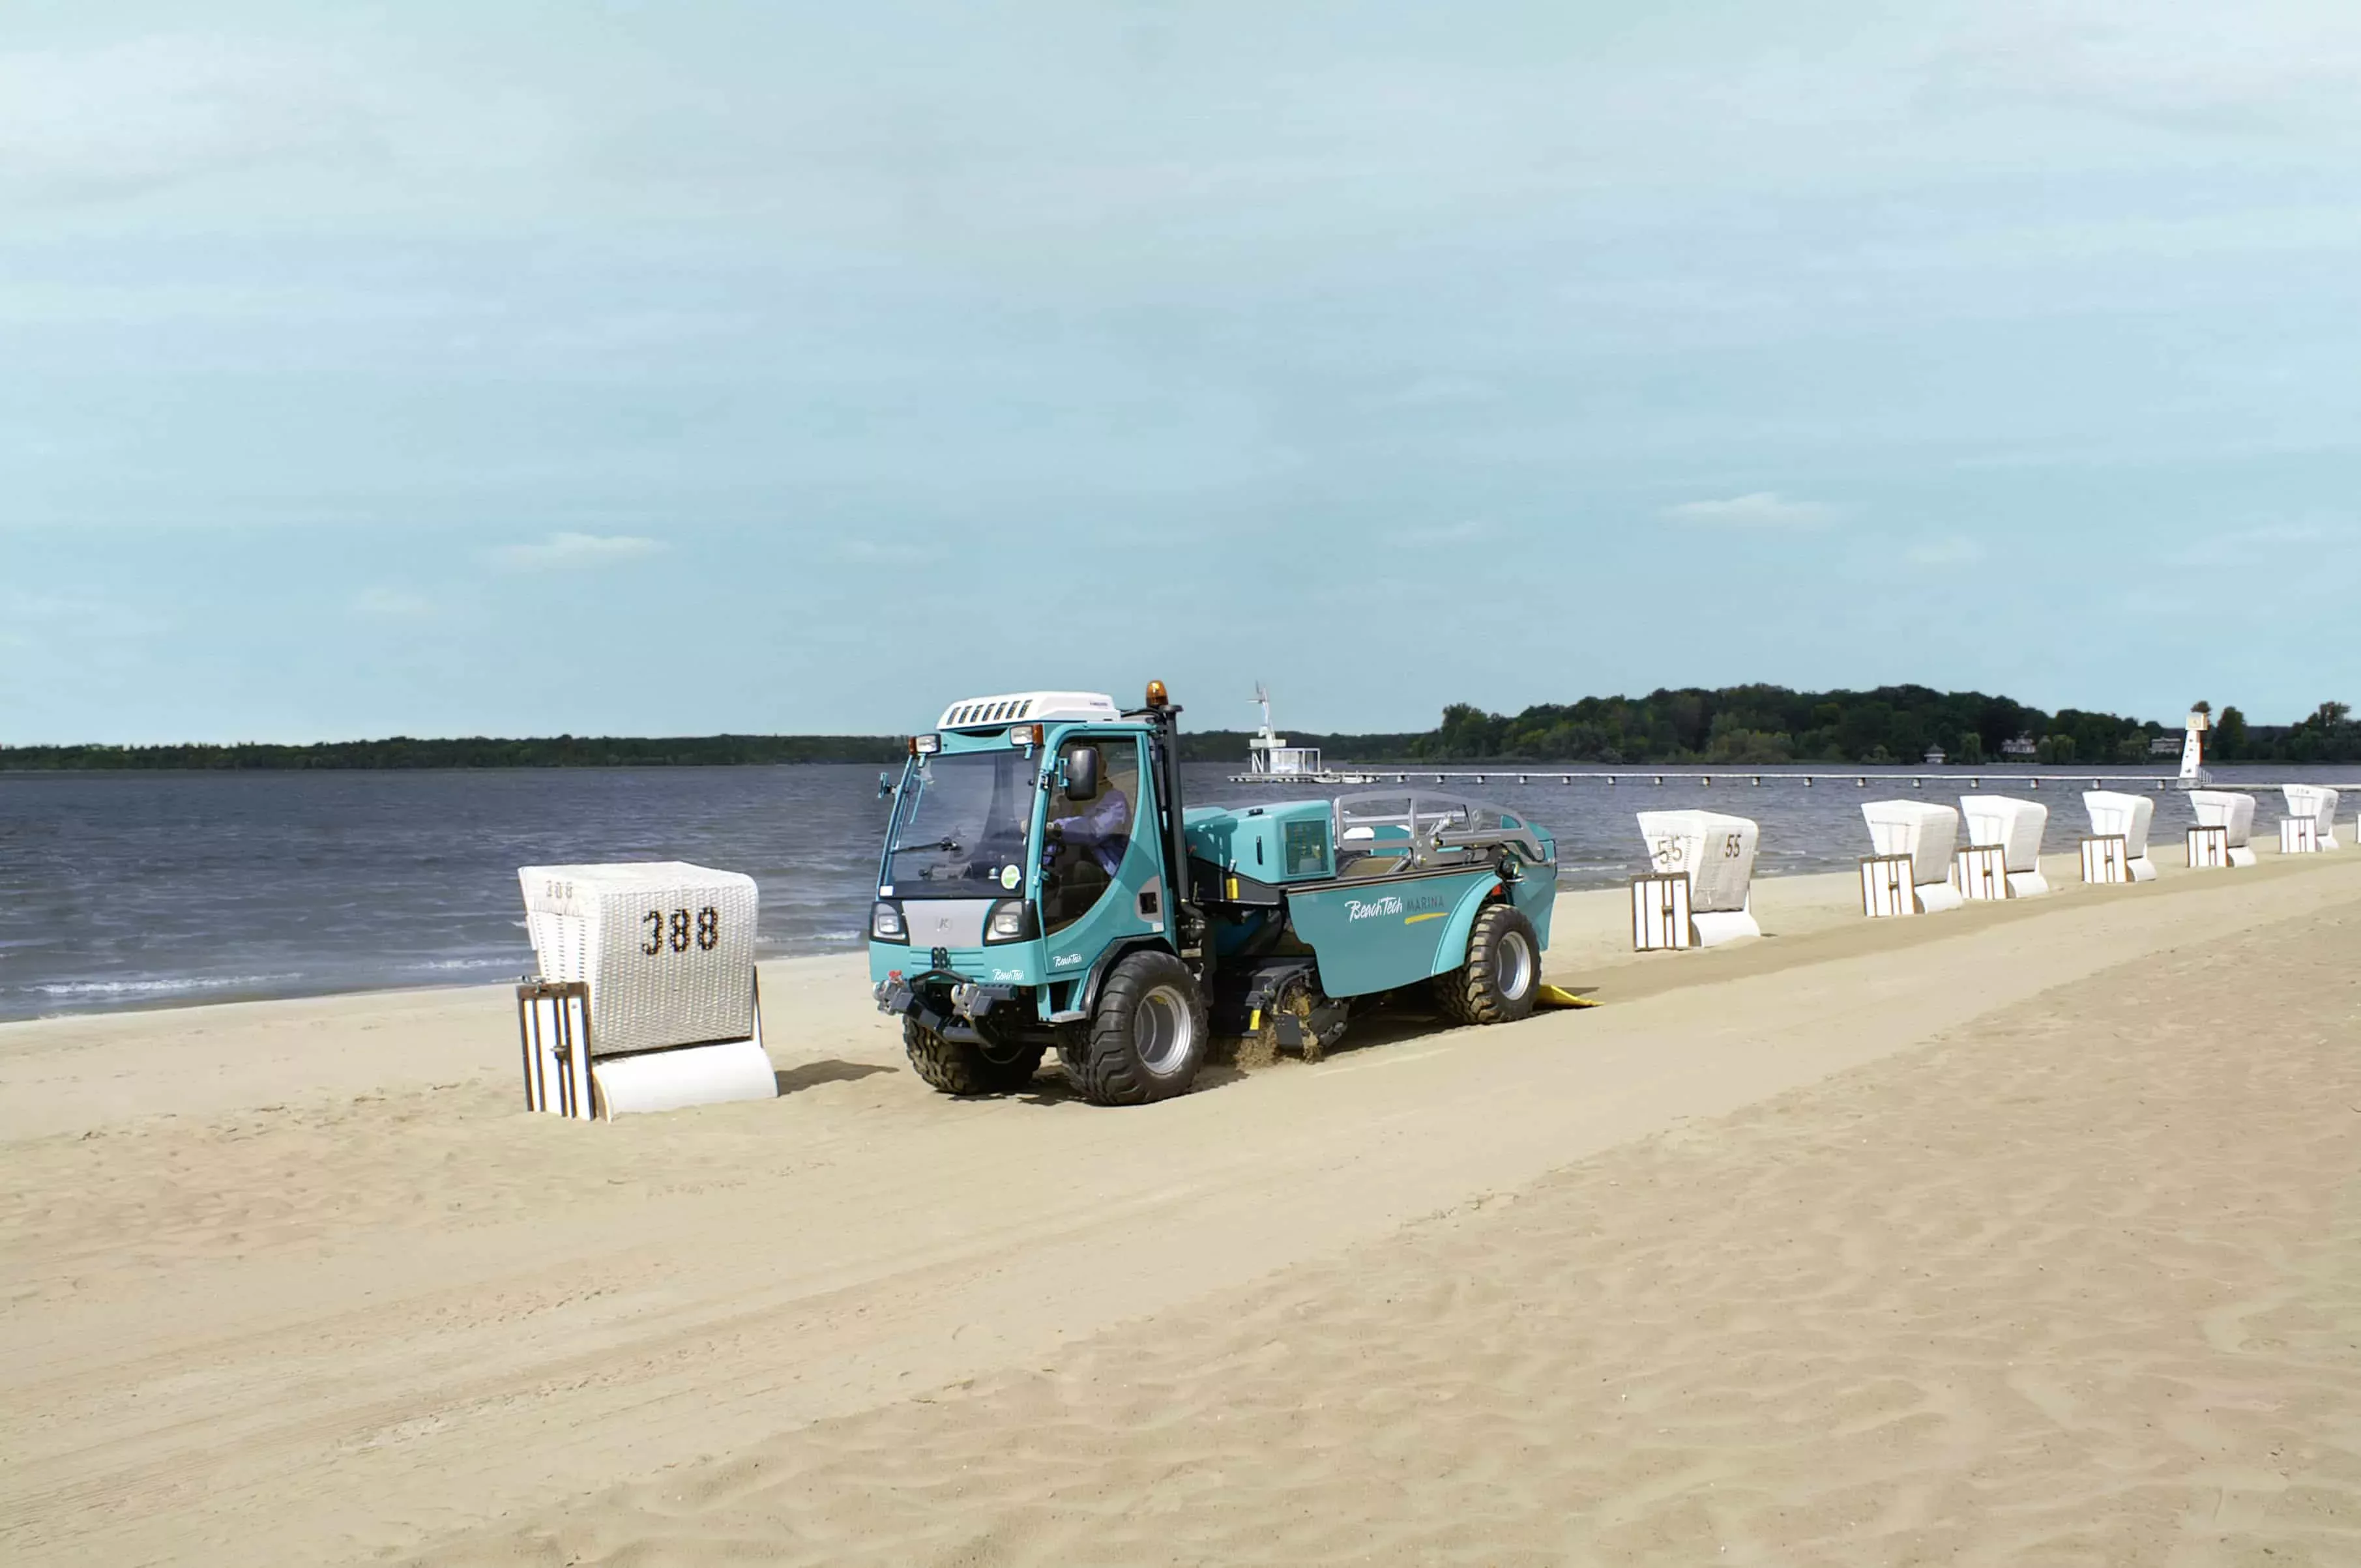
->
xmin=1064 ymin=746 xmax=1102 ymax=802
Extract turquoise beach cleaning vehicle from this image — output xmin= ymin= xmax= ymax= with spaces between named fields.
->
xmin=870 ymin=682 xmax=1566 ymax=1105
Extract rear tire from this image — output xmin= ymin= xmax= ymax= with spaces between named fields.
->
xmin=1076 ymin=950 xmax=1209 ymax=1105
xmin=1435 ymin=904 xmax=1541 ymax=1027
xmin=903 ymin=1018 xmax=1044 ymax=1096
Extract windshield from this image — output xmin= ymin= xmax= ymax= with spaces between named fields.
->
xmin=883 ymin=748 xmax=1039 ymax=893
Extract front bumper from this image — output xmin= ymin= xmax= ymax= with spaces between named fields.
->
xmin=873 ymin=970 xmax=1025 ymax=1045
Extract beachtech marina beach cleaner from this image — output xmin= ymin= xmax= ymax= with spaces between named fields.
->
xmin=870 ymin=682 xmax=1580 ymax=1105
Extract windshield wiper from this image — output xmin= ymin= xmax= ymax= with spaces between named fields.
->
xmin=889 ymin=837 xmax=961 ymax=857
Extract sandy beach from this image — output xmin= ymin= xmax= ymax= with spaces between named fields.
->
xmin=6 ymin=847 xmax=2360 ymax=1565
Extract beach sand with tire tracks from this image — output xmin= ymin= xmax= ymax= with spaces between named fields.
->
xmin=3 ymin=847 xmax=2359 ymax=1564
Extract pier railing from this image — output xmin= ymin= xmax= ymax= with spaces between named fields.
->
xmin=1252 ymin=770 xmax=2190 ymax=792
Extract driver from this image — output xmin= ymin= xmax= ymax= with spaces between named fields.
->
xmin=1047 ymin=772 xmax=1132 ymax=878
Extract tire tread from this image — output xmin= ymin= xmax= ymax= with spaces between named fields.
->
xmin=903 ymin=1018 xmax=1042 ymax=1095
xmin=1078 ymin=950 xmax=1208 ymax=1105
xmin=1435 ymin=903 xmax=1540 ymax=1027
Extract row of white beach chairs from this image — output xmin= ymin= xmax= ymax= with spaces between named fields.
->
xmin=1632 ymin=785 xmax=2345 ymax=951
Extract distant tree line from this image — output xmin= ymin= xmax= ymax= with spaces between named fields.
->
xmin=2207 ymin=701 xmax=2361 ymax=764
xmin=7 ymin=693 xmax=2353 ymax=771
xmin=0 ymin=734 xmax=910 ymax=771
xmin=1351 ymin=687 xmax=2361 ymax=767
xmin=6 ymin=730 xmax=1409 ymax=771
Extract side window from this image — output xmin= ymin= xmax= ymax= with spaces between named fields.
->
xmin=1283 ymin=818 xmax=1329 ymax=878
xmin=1042 ymin=737 xmax=1141 ymax=934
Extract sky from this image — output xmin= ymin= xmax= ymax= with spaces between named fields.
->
xmin=3 ymin=1 xmax=2360 ymax=743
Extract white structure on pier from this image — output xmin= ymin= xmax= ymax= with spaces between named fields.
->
xmin=1235 ymin=683 xmax=1375 ymax=785
xmin=1245 ymin=682 xmax=1324 ymax=777
xmin=2177 ymin=709 xmax=2210 ymax=787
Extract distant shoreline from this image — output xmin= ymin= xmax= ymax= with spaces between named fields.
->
xmin=1 ymin=749 xmax=2345 ymax=776
xmin=7 ymin=681 xmax=2353 ymax=768
xmin=0 ymin=736 xmax=912 ymax=772
xmin=0 ymin=753 xmax=2237 ymax=777
xmin=0 ymin=730 xmax=1373 ymax=772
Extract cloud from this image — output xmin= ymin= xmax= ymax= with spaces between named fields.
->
xmin=1935 ymin=6 xmax=2361 ymax=135
xmin=0 ymin=34 xmax=576 ymax=211
xmin=833 ymin=538 xmax=924 ymax=564
xmin=0 ymin=590 xmax=166 ymax=703
xmin=1386 ymin=518 xmax=1493 ymax=546
xmin=1905 ymin=536 xmax=1985 ymax=568
xmin=0 ymin=38 xmax=375 ymax=205
xmin=488 ymin=532 xmax=665 ymax=570
xmin=0 ymin=588 xmax=164 ymax=645
xmin=1381 ymin=374 xmax=1502 ymax=409
xmin=1662 ymin=492 xmax=1835 ymax=529
xmin=2163 ymin=520 xmax=2353 ymax=568
xmin=351 ymin=586 xmax=435 ymax=618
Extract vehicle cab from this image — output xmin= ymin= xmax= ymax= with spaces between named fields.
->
xmin=870 ymin=691 xmax=1176 ymax=1036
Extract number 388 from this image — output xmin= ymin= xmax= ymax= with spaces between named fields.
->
xmin=642 ymin=906 xmax=721 ymax=956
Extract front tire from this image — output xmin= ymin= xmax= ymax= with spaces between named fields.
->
xmin=1435 ymin=904 xmax=1541 ymax=1027
xmin=1075 ymin=950 xmax=1210 ymax=1105
xmin=903 ymin=1018 xmax=1044 ymax=1096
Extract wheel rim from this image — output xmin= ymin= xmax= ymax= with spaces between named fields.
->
xmin=1136 ymin=985 xmax=1195 ymax=1076
xmin=1497 ymin=930 xmax=1534 ymax=1002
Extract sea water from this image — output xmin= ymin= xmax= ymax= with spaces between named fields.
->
xmin=3 ymin=761 xmax=2354 ymax=1020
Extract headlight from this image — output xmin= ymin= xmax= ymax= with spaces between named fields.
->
xmin=870 ymin=901 xmax=905 ymax=940
xmin=984 ymin=899 xmax=1033 ymax=944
